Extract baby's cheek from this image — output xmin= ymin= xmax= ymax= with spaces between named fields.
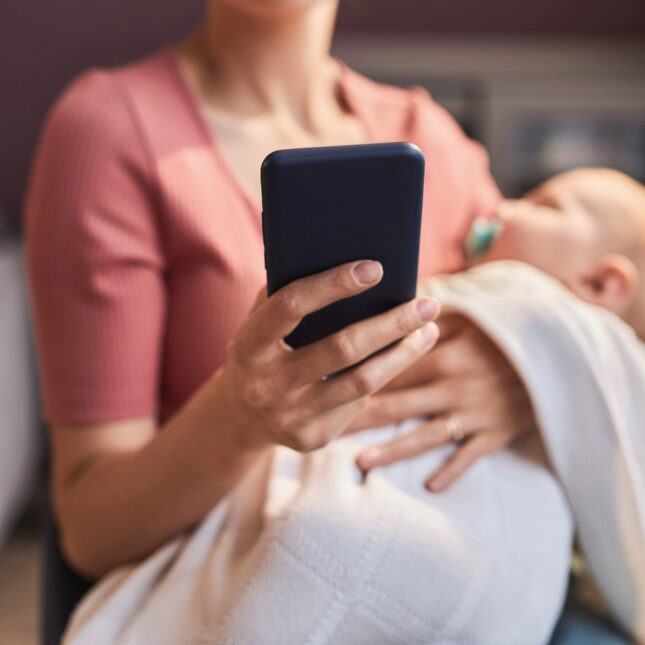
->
xmin=484 ymin=218 xmax=572 ymax=281
xmin=484 ymin=219 xmax=535 ymax=263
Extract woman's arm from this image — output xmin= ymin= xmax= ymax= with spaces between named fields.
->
xmin=50 ymin=373 xmax=264 ymax=580
xmin=48 ymin=263 xmax=440 ymax=580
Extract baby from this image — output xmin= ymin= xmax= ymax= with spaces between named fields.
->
xmin=466 ymin=168 xmax=645 ymax=338
xmin=461 ymin=168 xmax=645 ymax=624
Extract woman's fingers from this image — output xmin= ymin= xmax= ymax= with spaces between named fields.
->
xmin=434 ymin=312 xmax=466 ymax=341
xmin=345 ymin=370 xmax=508 ymax=434
xmin=354 ymin=419 xmax=516 ymax=492
xmin=286 ymin=296 xmax=440 ymax=387
xmin=354 ymin=416 xmax=457 ymax=470
xmin=424 ymin=427 xmax=516 ymax=492
xmin=303 ymin=322 xmax=439 ymax=414
xmin=344 ymin=380 xmax=455 ymax=433
xmin=238 ymin=260 xmax=383 ymax=356
xmin=369 ymin=346 xmax=438 ymax=394
xmin=369 ymin=330 xmax=461 ymax=386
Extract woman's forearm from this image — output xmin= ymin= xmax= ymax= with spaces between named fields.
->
xmin=55 ymin=367 xmax=271 ymax=580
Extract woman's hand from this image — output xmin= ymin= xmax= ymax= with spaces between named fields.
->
xmin=219 ymin=259 xmax=441 ymax=454
xmin=347 ymin=314 xmax=535 ymax=491
xmin=50 ymin=259 xmax=439 ymax=579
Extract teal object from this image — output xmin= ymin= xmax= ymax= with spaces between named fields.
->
xmin=464 ymin=216 xmax=504 ymax=259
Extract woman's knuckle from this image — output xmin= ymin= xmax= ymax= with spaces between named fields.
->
xmin=330 ymin=332 xmax=357 ymax=364
xmin=265 ymin=409 xmax=292 ymax=437
xmin=283 ymin=429 xmax=320 ymax=453
xmin=242 ymin=376 xmax=271 ymax=407
xmin=376 ymin=397 xmax=395 ymax=422
xmin=329 ymin=269 xmax=349 ymax=292
xmin=276 ymin=289 xmax=301 ymax=318
xmin=401 ymin=328 xmax=424 ymax=355
xmin=226 ymin=336 xmax=244 ymax=363
xmin=281 ymin=429 xmax=302 ymax=451
xmin=396 ymin=305 xmax=417 ymax=335
xmin=353 ymin=366 xmax=379 ymax=397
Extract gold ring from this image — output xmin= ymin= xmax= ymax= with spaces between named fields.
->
xmin=444 ymin=415 xmax=465 ymax=442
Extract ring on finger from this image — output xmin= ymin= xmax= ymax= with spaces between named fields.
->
xmin=443 ymin=414 xmax=465 ymax=442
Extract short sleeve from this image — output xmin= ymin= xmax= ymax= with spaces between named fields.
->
xmin=24 ymin=70 xmax=166 ymax=424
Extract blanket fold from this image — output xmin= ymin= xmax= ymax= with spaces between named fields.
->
xmin=419 ymin=261 xmax=645 ymax=640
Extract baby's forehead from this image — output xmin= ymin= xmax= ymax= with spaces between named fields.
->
xmin=536 ymin=171 xmax=633 ymax=217
xmin=527 ymin=173 xmax=579 ymax=204
xmin=537 ymin=170 xmax=598 ymax=197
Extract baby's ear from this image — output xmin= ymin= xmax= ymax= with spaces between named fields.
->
xmin=572 ymin=254 xmax=638 ymax=315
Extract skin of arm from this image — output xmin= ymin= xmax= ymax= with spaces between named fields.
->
xmin=51 ymin=365 xmax=269 ymax=580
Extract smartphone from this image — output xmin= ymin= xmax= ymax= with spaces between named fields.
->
xmin=261 ymin=142 xmax=425 ymax=350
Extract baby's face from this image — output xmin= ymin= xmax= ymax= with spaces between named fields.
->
xmin=483 ymin=174 xmax=602 ymax=289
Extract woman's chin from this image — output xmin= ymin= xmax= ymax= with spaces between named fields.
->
xmin=215 ymin=0 xmax=326 ymax=18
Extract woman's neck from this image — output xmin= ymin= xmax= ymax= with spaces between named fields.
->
xmin=184 ymin=1 xmax=341 ymax=130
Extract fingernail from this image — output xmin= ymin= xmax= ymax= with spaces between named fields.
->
xmin=426 ymin=476 xmax=445 ymax=492
xmin=358 ymin=446 xmax=383 ymax=467
xmin=417 ymin=298 xmax=437 ymax=322
xmin=419 ymin=322 xmax=439 ymax=347
xmin=353 ymin=261 xmax=383 ymax=285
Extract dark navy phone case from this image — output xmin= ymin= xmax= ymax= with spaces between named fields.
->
xmin=261 ymin=142 xmax=425 ymax=350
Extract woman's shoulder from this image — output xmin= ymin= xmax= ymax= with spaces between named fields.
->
xmin=26 ymin=50 xmax=181 ymax=233
xmin=40 ymin=47 xmax=183 ymax=159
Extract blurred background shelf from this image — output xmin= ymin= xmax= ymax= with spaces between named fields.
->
xmin=332 ymin=37 xmax=645 ymax=195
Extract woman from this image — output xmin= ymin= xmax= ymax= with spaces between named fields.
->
xmin=26 ymin=0 xmax=531 ymax=611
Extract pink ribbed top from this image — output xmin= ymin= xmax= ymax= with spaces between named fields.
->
xmin=24 ymin=47 xmax=500 ymax=424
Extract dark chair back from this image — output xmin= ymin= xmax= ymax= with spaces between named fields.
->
xmin=41 ymin=499 xmax=92 ymax=645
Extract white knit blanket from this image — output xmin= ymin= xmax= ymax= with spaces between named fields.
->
xmin=63 ymin=261 xmax=645 ymax=644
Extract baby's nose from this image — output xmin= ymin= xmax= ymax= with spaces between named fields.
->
xmin=496 ymin=200 xmax=522 ymax=221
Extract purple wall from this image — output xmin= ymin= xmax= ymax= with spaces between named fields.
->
xmin=336 ymin=0 xmax=645 ymax=35
xmin=2 ymin=0 xmax=644 ymax=229
xmin=0 ymin=1 xmax=204 ymax=230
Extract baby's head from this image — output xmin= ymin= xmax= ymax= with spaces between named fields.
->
xmin=480 ymin=168 xmax=645 ymax=336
